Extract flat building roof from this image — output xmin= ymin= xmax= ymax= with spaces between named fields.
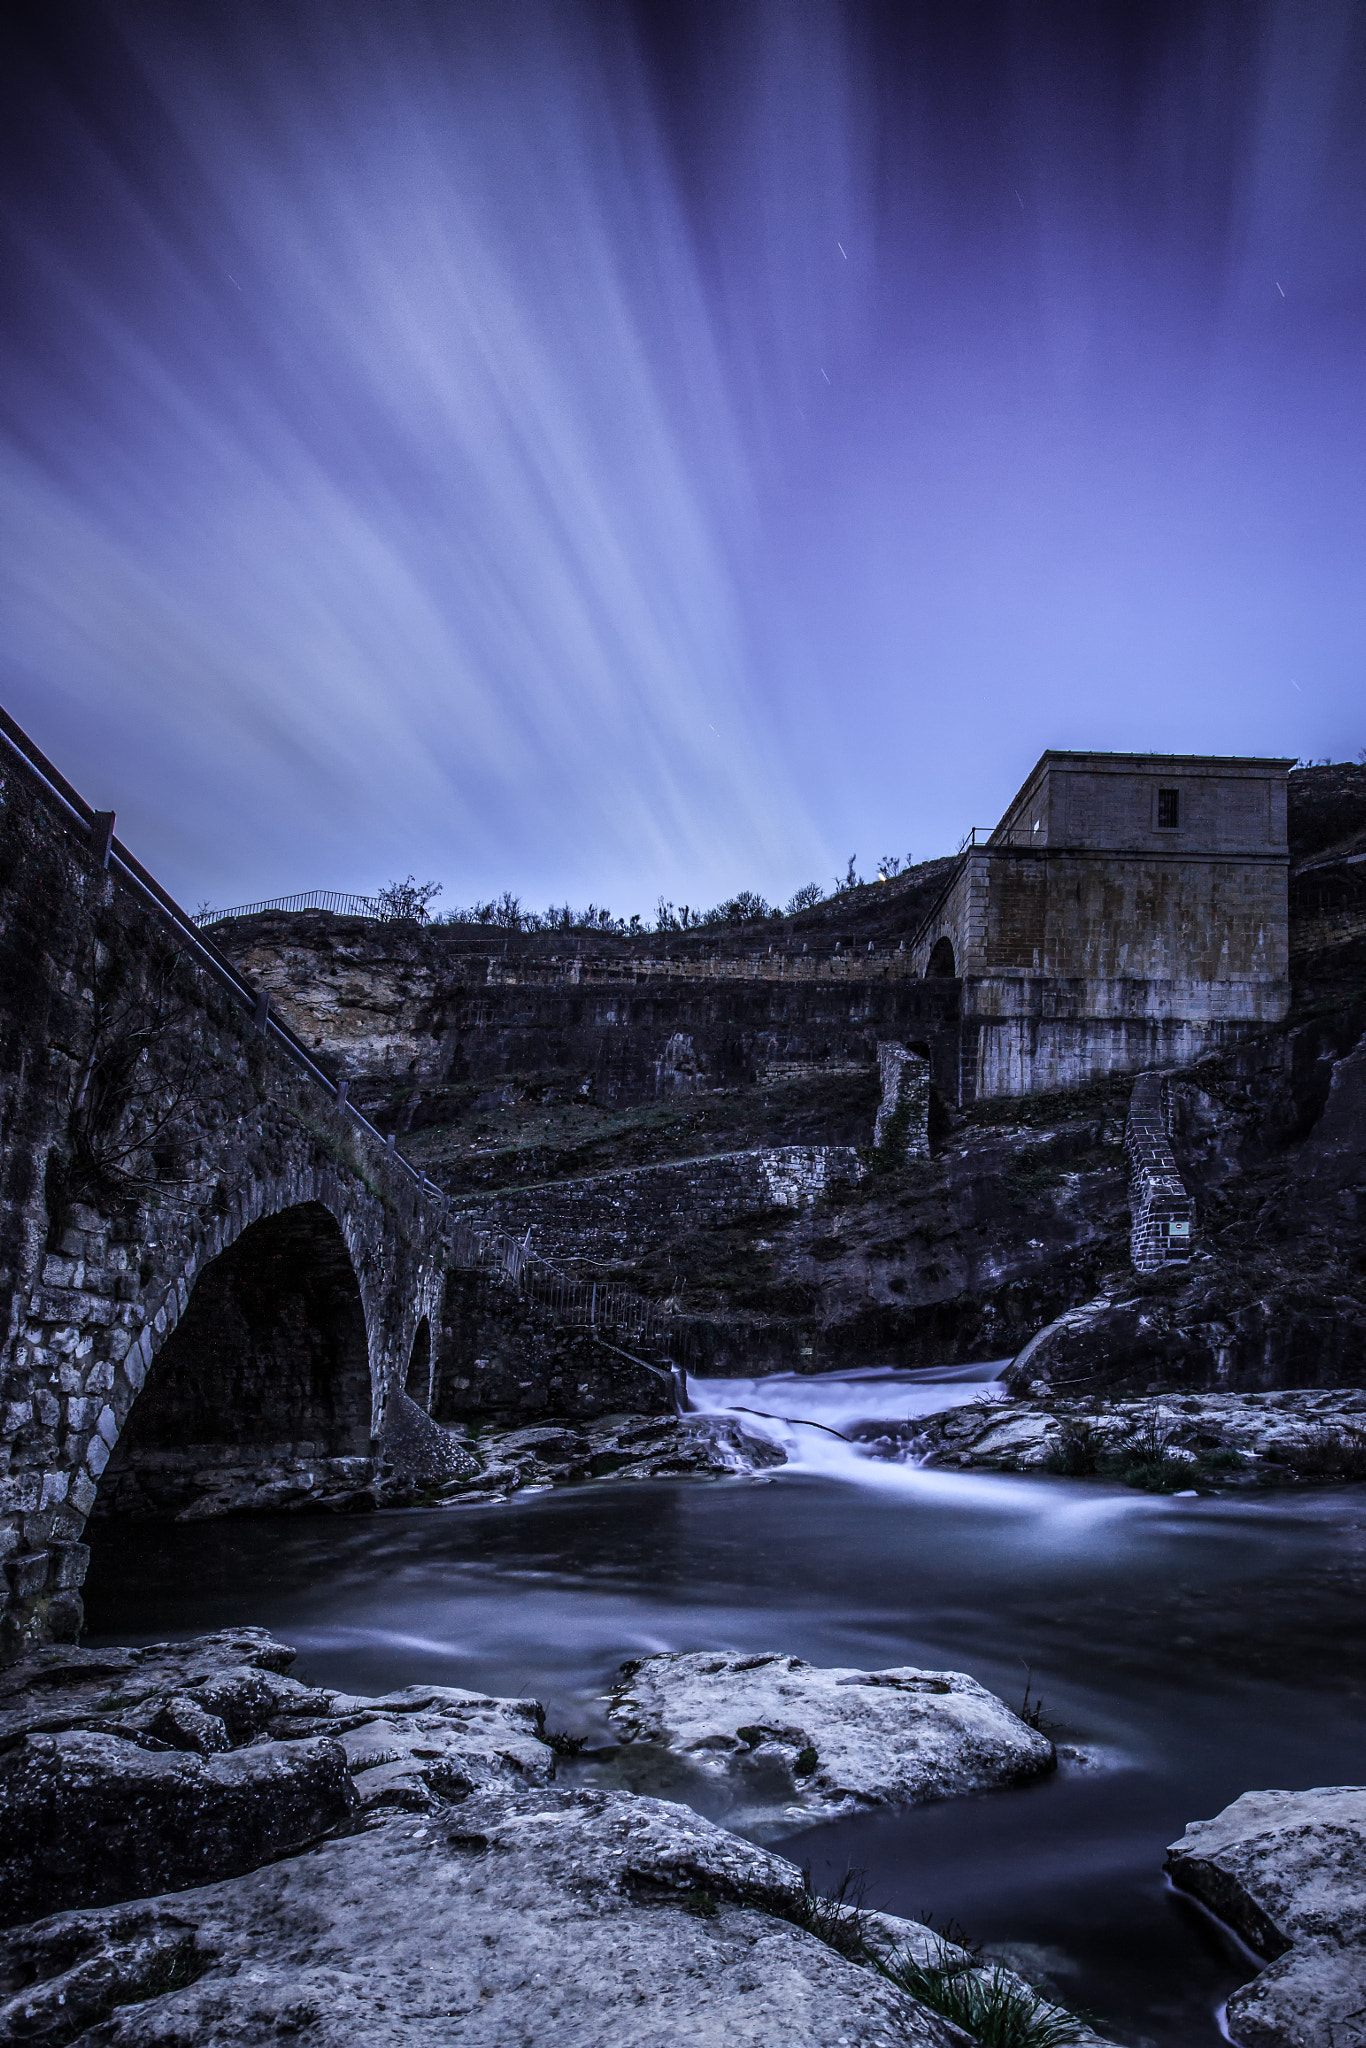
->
xmin=997 ymin=750 xmax=1296 ymax=835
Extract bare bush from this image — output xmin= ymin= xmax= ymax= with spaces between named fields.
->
xmin=374 ymin=876 xmax=442 ymax=923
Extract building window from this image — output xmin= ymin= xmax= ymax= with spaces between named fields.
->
xmin=1157 ymin=787 xmax=1180 ymax=829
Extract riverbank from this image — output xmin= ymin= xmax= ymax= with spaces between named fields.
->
xmin=428 ymin=1377 xmax=1366 ymax=1509
xmin=75 ymin=1446 xmax=1366 ymax=2045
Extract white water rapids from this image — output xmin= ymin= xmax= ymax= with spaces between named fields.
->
xmin=685 ymin=1360 xmax=1009 ymax=1489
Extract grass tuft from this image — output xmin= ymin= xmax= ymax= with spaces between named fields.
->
xmin=875 ymin=1939 xmax=1085 ymax=2048
xmin=544 ymin=1729 xmax=588 ymax=1757
xmin=1044 ymin=1420 xmax=1104 ymax=1477
xmin=780 ymin=1866 xmax=875 ymax=1961
xmin=1280 ymin=1424 xmax=1366 ymax=1481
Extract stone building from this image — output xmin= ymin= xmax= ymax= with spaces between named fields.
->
xmin=910 ymin=750 xmax=1293 ymax=1102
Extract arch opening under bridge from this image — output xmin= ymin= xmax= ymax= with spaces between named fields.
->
xmin=95 ymin=1200 xmax=375 ymax=1520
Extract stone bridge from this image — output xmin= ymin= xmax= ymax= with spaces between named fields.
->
xmin=0 ymin=718 xmax=465 ymax=1660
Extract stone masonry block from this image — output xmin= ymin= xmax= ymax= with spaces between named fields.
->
xmin=68 ymin=1473 xmax=97 ymax=1517
xmin=29 ymin=1291 xmax=115 ymax=1328
xmin=84 ymin=1436 xmax=110 ymax=1479
xmin=4 ymin=1549 xmax=50 ymax=1601
xmin=49 ymin=1540 xmax=90 ymax=1590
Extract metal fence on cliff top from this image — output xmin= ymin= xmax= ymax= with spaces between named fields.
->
xmin=197 ymin=890 xmax=378 ymax=924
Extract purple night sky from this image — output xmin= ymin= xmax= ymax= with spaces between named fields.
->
xmin=2 ymin=1 xmax=1363 ymax=916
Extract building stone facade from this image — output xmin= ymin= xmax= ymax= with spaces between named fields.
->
xmin=910 ymin=751 xmax=1293 ymax=1102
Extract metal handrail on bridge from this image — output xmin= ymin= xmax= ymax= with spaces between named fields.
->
xmin=0 ymin=702 xmax=440 ymax=1201
xmin=0 ymin=699 xmax=702 ymax=1374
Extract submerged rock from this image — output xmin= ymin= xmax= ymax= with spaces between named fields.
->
xmin=603 ymin=1650 xmax=1054 ymax=1829
xmin=0 ymin=1787 xmax=971 ymax=2047
xmin=1166 ymin=1785 xmax=1366 ymax=2048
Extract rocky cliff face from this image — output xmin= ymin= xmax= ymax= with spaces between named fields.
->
xmin=215 ymin=766 xmax=1366 ymax=1399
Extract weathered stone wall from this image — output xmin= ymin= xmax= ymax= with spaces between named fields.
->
xmin=434 ymin=1271 xmax=676 ymax=1422
xmin=451 ymin=1147 xmax=865 ymax=1273
xmin=873 ymin=1045 xmax=931 ymax=1162
xmin=1125 ymin=1073 xmax=1195 ymax=1271
xmin=222 ymin=914 xmax=965 ymax=1113
xmin=0 ymin=752 xmax=452 ymax=1656
xmin=1000 ymin=751 xmax=1290 ymax=855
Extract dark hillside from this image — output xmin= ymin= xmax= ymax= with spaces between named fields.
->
xmin=213 ymin=763 xmax=1366 ymax=1394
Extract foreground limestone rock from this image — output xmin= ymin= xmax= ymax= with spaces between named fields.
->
xmin=605 ymin=1651 xmax=1054 ymax=1829
xmin=0 ymin=1629 xmax=556 ymax=1930
xmin=0 ymin=1628 xmax=1114 ymax=2045
xmin=1166 ymin=1786 xmax=1366 ymax=2048
xmin=1 ymin=1728 xmax=356 ymax=1931
xmin=0 ymin=1788 xmax=971 ymax=2047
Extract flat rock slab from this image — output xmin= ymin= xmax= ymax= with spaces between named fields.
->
xmin=0 ymin=1788 xmax=969 ymax=2048
xmin=605 ymin=1651 xmax=1054 ymax=1828
xmin=1166 ymin=1784 xmax=1366 ymax=2048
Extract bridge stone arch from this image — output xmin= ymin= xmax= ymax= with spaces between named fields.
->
xmin=0 ymin=735 xmax=455 ymax=1660
xmin=94 ymin=1178 xmax=405 ymax=1522
xmin=6 ymin=1150 xmax=451 ymax=1644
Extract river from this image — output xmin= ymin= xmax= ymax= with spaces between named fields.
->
xmin=84 ymin=1366 xmax=1366 ymax=2047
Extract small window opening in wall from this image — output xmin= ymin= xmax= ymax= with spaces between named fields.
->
xmin=1157 ymin=788 xmax=1180 ymax=829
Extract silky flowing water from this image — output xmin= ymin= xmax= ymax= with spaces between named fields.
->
xmin=85 ymin=1365 xmax=1366 ymax=2048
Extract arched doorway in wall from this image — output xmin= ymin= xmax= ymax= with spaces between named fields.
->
xmin=96 ymin=1200 xmax=372 ymax=1518
xmin=926 ymin=936 xmax=957 ymax=978
xmin=404 ymin=1316 xmax=432 ymax=1412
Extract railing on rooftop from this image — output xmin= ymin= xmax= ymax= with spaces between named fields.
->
xmin=906 ymin=822 xmax=1051 ymax=957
